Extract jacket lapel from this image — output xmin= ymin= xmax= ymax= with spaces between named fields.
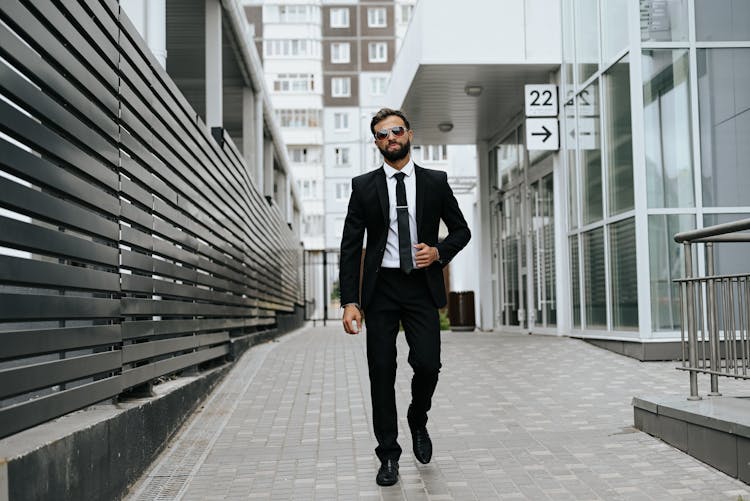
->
xmin=374 ymin=168 xmax=389 ymax=224
xmin=415 ymin=165 xmax=425 ymax=237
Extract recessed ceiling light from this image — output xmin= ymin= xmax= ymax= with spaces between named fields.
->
xmin=464 ymin=85 xmax=483 ymax=97
xmin=438 ymin=122 xmax=453 ymax=133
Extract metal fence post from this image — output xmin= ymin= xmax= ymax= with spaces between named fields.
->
xmin=705 ymin=243 xmax=721 ymax=395
xmin=684 ymin=242 xmax=701 ymax=400
xmin=323 ymin=251 xmax=328 ymax=327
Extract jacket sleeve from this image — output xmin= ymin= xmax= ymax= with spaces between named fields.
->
xmin=435 ymin=172 xmax=471 ymax=266
xmin=339 ymin=178 xmax=366 ymax=305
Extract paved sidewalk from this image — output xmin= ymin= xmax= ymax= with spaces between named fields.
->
xmin=126 ymin=325 xmax=750 ymax=500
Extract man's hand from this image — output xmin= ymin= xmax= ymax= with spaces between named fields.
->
xmin=414 ymin=243 xmax=439 ymax=268
xmin=342 ymin=304 xmax=362 ymax=335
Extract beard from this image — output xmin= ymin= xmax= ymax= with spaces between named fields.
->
xmin=379 ymin=139 xmax=411 ymax=162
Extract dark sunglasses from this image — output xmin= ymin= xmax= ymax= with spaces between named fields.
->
xmin=374 ymin=126 xmax=407 ymax=140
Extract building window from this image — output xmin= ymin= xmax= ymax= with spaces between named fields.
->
xmin=609 ymin=218 xmax=638 ymax=329
xmin=367 ymin=7 xmax=387 ymax=27
xmin=289 ymin=146 xmax=321 ymax=163
xmin=578 ymin=81 xmax=602 ymax=225
xmin=604 ymin=55 xmax=633 ymax=216
xmin=698 ymin=48 xmax=750 ymax=207
xmin=370 ymin=76 xmax=387 ymax=96
xmin=649 ymin=214 xmax=694 ymax=331
xmin=334 ymin=147 xmax=350 ymax=165
xmin=398 ymin=4 xmax=414 ymax=25
xmin=368 ymin=42 xmax=388 ymax=63
xmin=303 ymin=214 xmax=323 ymax=235
xmin=640 ymin=0 xmax=689 ymax=42
xmin=583 ymin=228 xmax=606 ymax=328
xmin=264 ymin=39 xmax=321 ymax=58
xmin=331 ymin=42 xmax=350 ymax=64
xmin=275 ymin=109 xmax=322 ymax=128
xmin=298 ymin=179 xmax=319 ymax=199
xmin=334 ymin=112 xmax=349 ymax=131
xmin=335 ymin=182 xmax=350 ymax=201
xmin=273 ymin=73 xmax=315 ymax=93
xmin=330 ymin=8 xmax=349 ymax=28
xmin=331 ymin=77 xmax=351 ymax=97
xmin=413 ymin=145 xmax=447 ymax=163
xmin=265 ymin=4 xmax=320 ymax=23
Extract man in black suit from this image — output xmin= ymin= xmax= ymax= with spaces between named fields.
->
xmin=339 ymin=108 xmax=471 ymax=486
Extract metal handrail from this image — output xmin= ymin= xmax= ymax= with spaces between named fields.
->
xmin=674 ymin=217 xmax=750 ymax=242
xmin=676 ymin=218 xmax=750 ymax=400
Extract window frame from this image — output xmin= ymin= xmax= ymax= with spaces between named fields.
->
xmin=331 ymin=77 xmax=351 ymax=98
xmin=368 ymin=42 xmax=388 ymax=63
xmin=367 ymin=7 xmax=387 ymax=28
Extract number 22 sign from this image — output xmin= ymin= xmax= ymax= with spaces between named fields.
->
xmin=524 ymin=84 xmax=558 ymax=117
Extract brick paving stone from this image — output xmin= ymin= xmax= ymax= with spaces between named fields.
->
xmin=126 ymin=325 xmax=750 ymax=500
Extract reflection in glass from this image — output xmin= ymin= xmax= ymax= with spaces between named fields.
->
xmin=501 ymin=193 xmax=520 ymax=326
xmin=563 ymin=103 xmax=578 ymax=229
xmin=583 ymin=228 xmax=606 ymax=328
xmin=562 ymin=0 xmax=575 ymax=87
xmin=696 ymin=0 xmax=750 ymax=41
xmin=565 ymin=101 xmax=578 ymax=230
xmin=640 ymin=0 xmax=689 ymax=42
xmin=575 ymin=0 xmax=599 ymax=83
xmin=602 ymin=0 xmax=629 ymax=63
xmin=496 ymin=131 xmax=520 ymax=189
xmin=571 ymin=236 xmax=581 ymax=328
xmin=604 ymin=56 xmax=633 ymax=215
xmin=704 ymin=214 xmax=750 ymax=276
xmin=698 ymin=49 xmax=750 ymax=207
xmin=649 ymin=214 xmax=694 ymax=330
xmin=610 ymin=218 xmax=638 ymax=329
xmin=643 ymin=49 xmax=694 ymax=208
xmin=532 ymin=171 xmax=556 ymax=327
xmin=579 ymin=82 xmax=602 ymax=224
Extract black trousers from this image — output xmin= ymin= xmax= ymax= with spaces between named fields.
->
xmin=365 ymin=267 xmax=441 ymax=462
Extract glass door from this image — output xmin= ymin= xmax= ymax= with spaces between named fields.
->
xmin=529 ymin=170 xmax=557 ymax=328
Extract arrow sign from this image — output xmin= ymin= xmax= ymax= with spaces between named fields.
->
xmin=525 ymin=118 xmax=559 ymax=151
xmin=531 ymin=125 xmax=552 ymax=142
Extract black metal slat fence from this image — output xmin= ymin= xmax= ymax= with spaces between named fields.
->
xmin=0 ymin=0 xmax=301 ymax=438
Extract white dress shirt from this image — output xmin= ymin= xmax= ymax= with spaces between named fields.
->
xmin=381 ymin=160 xmax=418 ymax=268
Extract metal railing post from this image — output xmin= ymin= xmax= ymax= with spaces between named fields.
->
xmin=684 ymin=242 xmax=702 ymax=400
xmin=323 ymin=251 xmax=328 ymax=327
xmin=705 ymin=243 xmax=721 ymax=395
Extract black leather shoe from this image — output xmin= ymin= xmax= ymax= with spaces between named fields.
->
xmin=376 ymin=459 xmax=399 ymax=486
xmin=412 ymin=428 xmax=432 ymax=464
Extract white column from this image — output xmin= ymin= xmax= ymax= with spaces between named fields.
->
xmin=477 ymin=140 xmax=494 ymax=331
xmin=242 ymin=87 xmax=257 ymax=180
xmin=205 ymin=0 xmax=222 ymax=129
xmin=263 ymin=139 xmax=275 ymax=199
xmin=146 ymin=0 xmax=166 ymax=68
xmin=255 ymin=93 xmax=265 ymax=189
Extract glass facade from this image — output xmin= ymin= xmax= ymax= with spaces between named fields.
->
xmin=640 ymin=0 xmax=689 ymax=42
xmin=643 ymin=49 xmax=693 ymax=208
xmin=698 ymin=48 xmax=750 ymax=208
xmin=579 ymin=81 xmax=602 ymax=225
xmin=555 ymin=0 xmax=750 ymax=340
xmin=583 ymin=228 xmax=606 ymax=328
xmin=604 ymin=56 xmax=633 ymax=216
xmin=609 ymin=218 xmax=638 ymax=329
xmin=695 ymin=0 xmax=750 ymax=41
xmin=648 ymin=214 xmax=694 ymax=330
xmin=483 ymin=0 xmax=750 ymax=340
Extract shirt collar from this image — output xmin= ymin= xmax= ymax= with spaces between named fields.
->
xmin=382 ymin=159 xmax=415 ymax=179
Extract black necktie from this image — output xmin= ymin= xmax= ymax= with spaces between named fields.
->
xmin=394 ymin=172 xmax=413 ymax=274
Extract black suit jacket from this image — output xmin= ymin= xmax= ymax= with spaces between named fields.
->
xmin=339 ymin=164 xmax=471 ymax=311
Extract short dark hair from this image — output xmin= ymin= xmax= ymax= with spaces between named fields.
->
xmin=370 ymin=108 xmax=411 ymax=136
